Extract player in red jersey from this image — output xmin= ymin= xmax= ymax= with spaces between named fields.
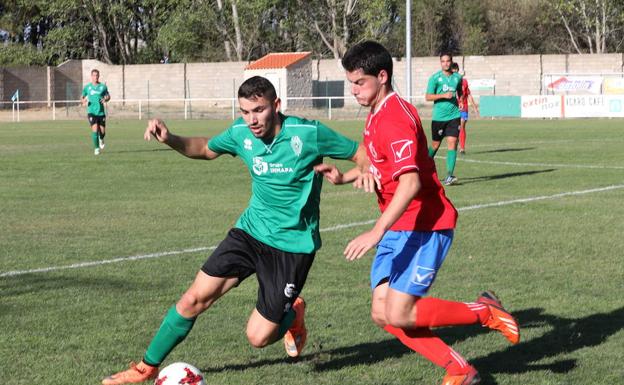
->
xmin=451 ymin=62 xmax=479 ymax=154
xmin=315 ymin=41 xmax=519 ymax=385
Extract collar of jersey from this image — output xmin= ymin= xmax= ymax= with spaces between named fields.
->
xmin=372 ymin=91 xmax=396 ymax=117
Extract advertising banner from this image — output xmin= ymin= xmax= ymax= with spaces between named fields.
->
xmin=544 ymin=76 xmax=603 ymax=94
xmin=521 ymin=95 xmax=562 ymax=118
xmin=603 ymin=78 xmax=624 ymax=94
xmin=468 ymin=78 xmax=496 ymax=92
xmin=564 ymin=95 xmax=624 ymax=117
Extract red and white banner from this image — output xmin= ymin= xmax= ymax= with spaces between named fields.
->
xmin=544 ymin=76 xmax=603 ymax=94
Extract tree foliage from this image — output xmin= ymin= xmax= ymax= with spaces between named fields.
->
xmin=0 ymin=0 xmax=623 ymax=66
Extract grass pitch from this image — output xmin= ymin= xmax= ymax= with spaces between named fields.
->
xmin=1 ymin=118 xmax=623 ymax=385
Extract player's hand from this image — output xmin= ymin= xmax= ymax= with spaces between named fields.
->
xmin=314 ymin=163 xmax=344 ymax=185
xmin=353 ymin=172 xmax=381 ymax=193
xmin=443 ymin=92 xmax=453 ymax=99
xmin=344 ymin=228 xmax=384 ymax=261
xmin=144 ymin=118 xmax=170 ymax=143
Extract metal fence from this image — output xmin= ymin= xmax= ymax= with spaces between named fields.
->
xmin=0 ymin=95 xmax=433 ymax=122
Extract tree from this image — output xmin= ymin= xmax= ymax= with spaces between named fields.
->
xmin=552 ymin=0 xmax=624 ymax=54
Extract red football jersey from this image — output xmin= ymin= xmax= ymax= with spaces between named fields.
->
xmin=363 ymin=92 xmax=457 ymax=231
xmin=460 ymin=78 xmax=470 ymax=112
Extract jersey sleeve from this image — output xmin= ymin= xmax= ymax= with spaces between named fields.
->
xmin=379 ymin=117 xmax=420 ymax=181
xmin=208 ymin=127 xmax=238 ymax=156
xmin=102 ymin=85 xmax=110 ymax=97
xmin=81 ymin=85 xmax=88 ymax=97
xmin=316 ymin=122 xmax=358 ymax=159
xmin=426 ymin=75 xmax=437 ymax=95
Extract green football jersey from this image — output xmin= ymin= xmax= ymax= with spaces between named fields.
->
xmin=208 ymin=114 xmax=358 ymax=253
xmin=426 ymin=70 xmax=462 ymax=121
xmin=82 ymin=83 xmax=109 ymax=116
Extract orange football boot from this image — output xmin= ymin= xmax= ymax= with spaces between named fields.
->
xmin=477 ymin=290 xmax=520 ymax=344
xmin=440 ymin=366 xmax=481 ymax=385
xmin=102 ymin=361 xmax=158 ymax=385
xmin=283 ymin=296 xmax=307 ymax=357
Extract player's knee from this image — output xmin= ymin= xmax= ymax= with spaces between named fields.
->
xmin=385 ymin=309 xmax=412 ymax=329
xmin=371 ymin=308 xmax=387 ymax=327
xmin=246 ymin=330 xmax=271 ymax=348
xmin=177 ymin=291 xmax=209 ymax=316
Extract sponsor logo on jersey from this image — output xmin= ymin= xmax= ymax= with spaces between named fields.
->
xmin=368 ymin=142 xmax=378 ymax=158
xmin=244 ymin=138 xmax=252 ymax=150
xmin=283 ymin=283 xmax=297 ymax=298
xmin=252 ymin=157 xmax=268 ymax=175
xmin=252 ymin=156 xmax=293 ymax=175
xmin=412 ymin=265 xmax=436 ymax=286
xmin=390 ymin=139 xmax=413 ymax=162
xmin=369 ymin=164 xmax=381 ymax=180
xmin=290 ymin=135 xmax=302 ymax=156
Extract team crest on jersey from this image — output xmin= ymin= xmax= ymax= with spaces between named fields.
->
xmin=390 ymin=140 xmax=413 ymax=163
xmin=244 ymin=138 xmax=252 ymax=150
xmin=290 ymin=136 xmax=302 ymax=156
xmin=252 ymin=157 xmax=268 ymax=175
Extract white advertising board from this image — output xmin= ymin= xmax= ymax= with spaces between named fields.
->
xmin=521 ymin=95 xmax=562 ymax=118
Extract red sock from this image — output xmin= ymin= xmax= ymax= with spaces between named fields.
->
xmin=414 ymin=298 xmax=490 ymax=328
xmin=459 ymin=127 xmax=466 ymax=149
xmin=384 ymin=325 xmax=470 ymax=375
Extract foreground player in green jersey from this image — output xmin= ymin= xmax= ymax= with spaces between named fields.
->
xmin=425 ymin=53 xmax=463 ymax=185
xmin=101 ymin=76 xmax=368 ymax=385
xmin=81 ymin=69 xmax=110 ymax=155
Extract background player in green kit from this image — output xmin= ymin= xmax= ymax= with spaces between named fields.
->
xmin=101 ymin=76 xmax=367 ymax=385
xmin=81 ymin=69 xmax=110 ymax=155
xmin=425 ymin=53 xmax=462 ymax=185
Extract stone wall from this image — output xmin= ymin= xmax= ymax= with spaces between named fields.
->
xmin=2 ymin=53 xmax=623 ymax=106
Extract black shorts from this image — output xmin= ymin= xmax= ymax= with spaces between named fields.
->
xmin=431 ymin=118 xmax=460 ymax=141
xmin=201 ymin=228 xmax=315 ymax=323
xmin=88 ymin=114 xmax=106 ymax=127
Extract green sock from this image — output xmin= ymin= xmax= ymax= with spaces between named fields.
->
xmin=143 ymin=306 xmax=196 ymax=366
xmin=276 ymin=308 xmax=296 ymax=339
xmin=91 ymin=132 xmax=99 ymax=149
xmin=446 ymin=149 xmax=457 ymax=176
xmin=428 ymin=146 xmax=438 ymax=158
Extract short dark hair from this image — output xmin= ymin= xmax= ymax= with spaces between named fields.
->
xmin=342 ymin=41 xmax=393 ymax=80
xmin=439 ymin=52 xmax=453 ymax=61
xmin=450 ymin=62 xmax=460 ymax=71
xmin=238 ymin=76 xmax=277 ymax=101
xmin=91 ymin=69 xmax=100 ymax=75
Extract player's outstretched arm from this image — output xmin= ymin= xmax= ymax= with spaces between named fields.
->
xmin=144 ymin=118 xmax=220 ymax=160
xmin=344 ymin=171 xmax=420 ymax=260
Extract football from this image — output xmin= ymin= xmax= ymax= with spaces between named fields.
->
xmin=154 ymin=362 xmax=206 ymax=385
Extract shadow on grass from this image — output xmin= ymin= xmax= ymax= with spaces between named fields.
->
xmin=0 ymin=273 xmax=144 ymax=299
xmin=455 ymin=169 xmax=556 ymax=185
xmin=200 ymin=306 xmax=624 ymax=385
xmin=471 ymin=147 xmax=536 ymax=154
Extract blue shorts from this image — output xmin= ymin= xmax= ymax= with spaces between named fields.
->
xmin=370 ymin=230 xmax=454 ymax=297
xmin=460 ymin=111 xmax=469 ymax=121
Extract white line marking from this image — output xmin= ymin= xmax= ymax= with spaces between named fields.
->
xmin=3 ymin=184 xmax=624 ymax=278
xmin=438 ymin=156 xmax=624 ymax=170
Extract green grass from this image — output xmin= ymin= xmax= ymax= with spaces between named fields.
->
xmin=1 ymin=118 xmax=623 ymax=385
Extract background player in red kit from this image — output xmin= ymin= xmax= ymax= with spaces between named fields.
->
xmin=315 ymin=41 xmax=520 ymax=385
xmin=451 ymin=62 xmax=479 ymax=154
